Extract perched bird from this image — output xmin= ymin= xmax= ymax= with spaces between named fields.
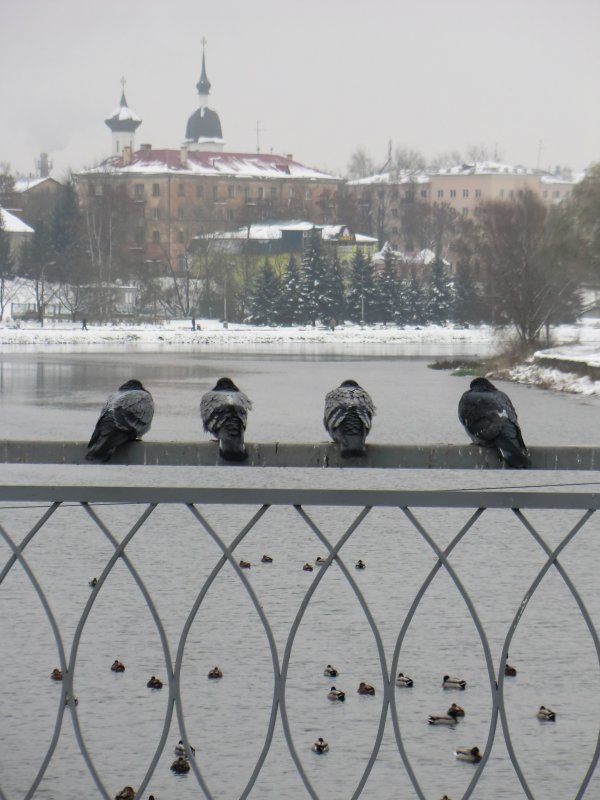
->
xmin=455 ymin=746 xmax=482 ymax=763
xmin=458 ymin=377 xmax=530 ymax=469
xmin=86 ymin=379 xmax=154 ymax=463
xmin=537 ymin=705 xmax=556 ymax=721
xmin=442 ymin=675 xmax=466 ymax=690
xmin=208 ymin=666 xmax=223 ymax=679
xmin=324 ymin=664 xmax=339 ymax=678
xmin=111 ymin=660 xmax=125 ymax=673
xmin=147 ymin=675 xmax=163 ymax=689
xmin=328 ymin=686 xmax=346 ymax=702
xmin=200 ymin=377 xmax=252 ymax=461
xmin=396 ymin=672 xmax=414 ymax=688
xmin=312 ymin=737 xmax=329 ymax=753
xmin=448 ymin=703 xmax=465 ymax=717
xmin=315 ymin=556 xmax=327 ymax=566
xmin=357 ymin=682 xmax=375 ymax=695
xmin=323 ymin=379 xmax=375 ymax=457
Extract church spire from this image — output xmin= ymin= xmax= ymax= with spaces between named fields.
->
xmin=105 ymin=77 xmax=141 ymax=156
xmin=196 ymin=38 xmax=211 ymax=95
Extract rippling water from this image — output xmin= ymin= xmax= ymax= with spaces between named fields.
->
xmin=1 ymin=343 xmax=600 ymax=799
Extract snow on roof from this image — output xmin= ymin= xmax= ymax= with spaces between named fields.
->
xmin=434 ymin=160 xmax=537 ymax=176
xmin=0 ymin=208 xmax=34 ymax=234
xmin=13 ymin=176 xmax=58 ymax=193
xmin=204 ymin=220 xmax=376 ymax=244
xmin=347 ymin=171 xmax=430 ymax=186
xmin=80 ymin=149 xmax=339 ymax=182
xmin=540 ymin=172 xmax=583 ymax=186
xmin=372 ymin=244 xmax=447 ymax=266
xmin=107 ymin=104 xmax=141 ymax=122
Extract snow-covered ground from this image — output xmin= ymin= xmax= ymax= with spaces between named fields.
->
xmin=3 ymin=317 xmax=600 ymax=395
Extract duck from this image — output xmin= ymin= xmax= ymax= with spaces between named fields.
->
xmin=239 ymin=560 xmax=251 ymax=569
xmin=395 ymin=672 xmax=414 ymax=688
xmin=111 ymin=660 xmax=125 ymax=672
xmin=355 ymin=559 xmax=366 ymax=569
xmin=146 ymin=676 xmax=163 ymax=689
xmin=455 ymin=746 xmax=482 ymax=763
xmin=208 ymin=666 xmax=223 ymax=679
xmin=315 ymin=556 xmax=327 ymax=566
xmin=324 ymin=664 xmax=339 ymax=678
xmin=312 ymin=737 xmax=329 ymax=753
xmin=448 ymin=703 xmax=465 ymax=717
xmin=174 ymin=739 xmax=195 ymax=757
xmin=428 ymin=706 xmax=461 ymax=725
xmin=536 ymin=705 xmax=556 ymax=721
xmin=88 ymin=577 xmax=98 ymax=588
xmin=51 ymin=668 xmax=63 ymax=681
xmin=442 ymin=675 xmax=466 ymax=690
xmin=357 ymin=682 xmax=375 ymax=695
xmin=170 ymin=755 xmax=191 ymax=774
xmin=115 ymin=787 xmax=136 ymax=800
xmin=302 ymin=563 xmax=314 ymax=572
xmin=261 ymin=554 xmax=273 ymax=563
xmin=505 ymin=662 xmax=517 ymax=676
xmin=328 ymin=686 xmax=346 ymax=702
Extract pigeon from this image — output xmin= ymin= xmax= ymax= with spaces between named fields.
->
xmin=86 ymin=379 xmax=154 ymax=462
xmin=324 ymin=379 xmax=375 ymax=457
xmin=458 ymin=377 xmax=530 ymax=468
xmin=200 ymin=377 xmax=252 ymax=461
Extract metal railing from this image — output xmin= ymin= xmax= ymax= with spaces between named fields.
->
xmin=1 ymin=449 xmax=600 ymax=798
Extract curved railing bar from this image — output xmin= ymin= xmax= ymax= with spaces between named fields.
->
xmin=174 ymin=503 xmax=277 ymax=800
xmin=400 ymin=507 xmax=499 ymax=800
xmin=389 ymin=507 xmax=485 ymax=800
xmin=0 ymin=517 xmax=70 ymax=800
xmin=67 ymin=503 xmax=166 ymax=800
xmin=498 ymin=508 xmax=599 ymax=800
xmin=292 ymin=504 xmax=392 ymax=800
xmin=0 ymin=503 xmax=60 ymax=588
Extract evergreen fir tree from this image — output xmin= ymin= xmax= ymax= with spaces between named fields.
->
xmin=346 ymin=248 xmax=376 ymax=323
xmin=426 ymin=258 xmax=454 ymax=324
xmin=453 ymin=261 xmax=484 ymax=324
xmin=0 ymin=211 xmax=14 ymax=276
xmin=373 ymin=246 xmax=399 ymax=324
xmin=403 ymin=266 xmax=426 ymax=325
xmin=299 ymin=227 xmax=329 ymax=326
xmin=49 ymin=182 xmax=85 ymax=284
xmin=277 ymin=254 xmax=302 ymax=325
xmin=248 ymin=258 xmax=281 ymax=324
xmin=318 ymin=252 xmax=346 ymax=324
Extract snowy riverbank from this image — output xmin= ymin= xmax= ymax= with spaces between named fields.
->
xmin=3 ymin=317 xmax=600 ymax=395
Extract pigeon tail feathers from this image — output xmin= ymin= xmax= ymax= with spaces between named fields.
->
xmin=218 ymin=415 xmax=247 ymax=461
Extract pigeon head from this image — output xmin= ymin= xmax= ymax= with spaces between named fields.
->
xmin=118 ymin=379 xmax=145 ymax=391
xmin=340 ymin=379 xmax=360 ymax=388
xmin=213 ymin=377 xmax=240 ymax=392
xmin=470 ymin=377 xmax=496 ymax=391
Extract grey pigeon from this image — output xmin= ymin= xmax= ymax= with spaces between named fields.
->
xmin=200 ymin=377 xmax=252 ymax=461
xmin=458 ymin=377 xmax=530 ymax=468
xmin=324 ymin=379 xmax=375 ymax=457
xmin=86 ymin=379 xmax=154 ymax=462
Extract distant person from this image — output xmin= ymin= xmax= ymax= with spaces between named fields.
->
xmin=191 ymin=318 xmax=196 ymax=331
xmin=81 ymin=319 xmax=88 ymax=331
xmin=329 ymin=318 xmax=336 ymax=331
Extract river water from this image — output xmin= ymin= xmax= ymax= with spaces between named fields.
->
xmin=1 ymin=342 xmax=600 ymax=800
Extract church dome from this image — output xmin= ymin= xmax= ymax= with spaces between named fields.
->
xmin=185 ymin=106 xmax=223 ymax=141
xmin=105 ymin=89 xmax=141 ymax=133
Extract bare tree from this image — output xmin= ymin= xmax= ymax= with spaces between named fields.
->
xmin=347 ymin=148 xmax=376 ymax=179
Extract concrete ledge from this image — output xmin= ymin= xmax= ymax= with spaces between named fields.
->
xmin=1 ymin=441 xmax=600 ymax=469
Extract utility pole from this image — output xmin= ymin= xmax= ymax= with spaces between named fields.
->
xmin=536 ymin=139 xmax=543 ymax=170
xmin=255 ymin=121 xmax=266 ymax=153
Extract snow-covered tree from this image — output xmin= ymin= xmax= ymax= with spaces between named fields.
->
xmin=299 ymin=227 xmax=330 ymax=326
xmin=402 ymin=266 xmax=426 ymax=325
xmin=347 ymin=248 xmax=376 ymax=323
xmin=426 ymin=259 xmax=453 ymax=324
xmin=373 ymin=246 xmax=399 ymax=324
xmin=277 ymin=255 xmax=302 ymax=325
xmin=453 ymin=261 xmax=483 ymax=324
xmin=318 ymin=252 xmax=346 ymax=325
xmin=249 ymin=258 xmax=281 ymax=325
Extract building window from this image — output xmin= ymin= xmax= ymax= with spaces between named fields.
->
xmin=404 ymin=190 xmax=414 ymax=200
xmin=475 ymin=189 xmax=481 ymax=198
xmin=499 ymin=189 xmax=505 ymax=198
xmin=289 ymin=187 xmax=295 ymax=200
xmin=136 ymin=205 xmax=145 ymax=218
xmin=554 ymin=190 xmax=561 ymax=198
xmin=152 ymin=184 xmax=160 ymax=197
xmin=135 ymin=230 xmax=144 ymax=245
xmin=450 ymin=189 xmax=456 ymax=198
xmin=244 ymin=186 xmax=251 ymax=201
xmin=462 ymin=189 xmax=469 ymax=198
xmin=271 ymin=187 xmax=278 ymax=199
xmin=420 ymin=189 xmax=428 ymax=199
xmin=152 ymin=207 xmax=160 ymax=220
xmin=178 ymin=182 xmax=185 ymax=197
xmin=213 ymin=185 xmax=219 ymax=202
xmin=152 ymin=230 xmax=160 ymax=243
xmin=474 ymin=207 xmax=481 ymax=217
xmin=509 ymin=190 xmax=514 ymax=198
xmin=462 ymin=208 xmax=468 ymax=217
xmin=134 ymin=184 xmax=144 ymax=200
xmin=391 ymin=208 xmax=399 ymax=218
xmin=258 ymin=187 xmax=264 ymax=199
xmin=227 ymin=209 xmax=234 ymax=222
xmin=177 ymin=230 xmax=184 ymax=243
xmin=228 ymin=185 xmax=235 ymax=198
xmin=437 ymin=189 xmax=444 ymax=199
xmin=196 ymin=184 xmax=204 ymax=198
xmin=178 ymin=207 xmax=185 ymax=220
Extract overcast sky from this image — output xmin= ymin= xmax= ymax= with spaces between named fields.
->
xmin=2 ymin=0 xmax=599 ymax=180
